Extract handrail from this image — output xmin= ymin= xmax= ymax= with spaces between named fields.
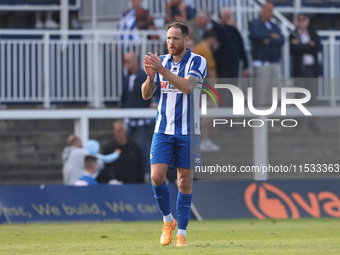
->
xmin=0 ymin=29 xmax=338 ymax=108
xmin=0 ymin=0 xmax=81 ymax=11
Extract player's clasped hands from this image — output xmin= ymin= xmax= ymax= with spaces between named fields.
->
xmin=144 ymin=52 xmax=162 ymax=74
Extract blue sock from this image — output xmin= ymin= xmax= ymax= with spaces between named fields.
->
xmin=152 ymin=181 xmax=171 ymax=216
xmin=177 ymin=191 xmax=193 ymax=230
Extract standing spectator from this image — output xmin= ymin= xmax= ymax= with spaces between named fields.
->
xmin=290 ymin=13 xmax=321 ymax=131
xmin=118 ymin=0 xmax=158 ymax=42
xmin=121 ymin=51 xmax=153 ymax=178
xmin=193 ymin=31 xmax=218 ymax=79
xmin=74 ymin=155 xmax=99 ymax=186
xmin=218 ymin=8 xmax=235 ymax=27
xmin=97 ymin=120 xmax=144 ymax=184
xmin=35 ymin=11 xmax=59 ymax=29
xmin=249 ymin=2 xmax=284 ymax=106
xmin=61 ymin=134 xmax=87 ymax=185
xmin=290 ymin=13 xmax=321 ymax=97
xmin=187 ymin=10 xmax=211 ymax=46
xmin=193 ymin=31 xmax=220 ymax=152
xmin=212 ymin=8 xmax=249 ymax=78
xmin=165 ymin=0 xmax=196 ymax=24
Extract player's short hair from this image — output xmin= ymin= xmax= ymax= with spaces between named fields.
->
xmin=166 ymin=22 xmax=189 ymax=37
xmin=84 ymin=155 xmax=98 ymax=169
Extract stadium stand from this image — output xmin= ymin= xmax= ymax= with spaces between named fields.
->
xmin=0 ymin=0 xmax=339 ymax=185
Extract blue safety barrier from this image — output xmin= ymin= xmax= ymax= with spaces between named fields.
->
xmin=0 ymin=183 xmax=182 ymax=223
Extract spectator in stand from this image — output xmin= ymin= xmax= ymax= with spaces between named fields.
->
xmin=193 ymin=31 xmax=218 ymax=80
xmin=70 ymin=12 xmax=81 ymax=29
xmin=212 ymin=8 xmax=249 ymax=78
xmin=85 ymin=140 xmax=121 ymax=173
xmin=165 ymin=0 xmax=196 ymax=24
xmin=35 ymin=11 xmax=59 ymax=29
xmin=249 ymin=2 xmax=284 ymax=106
xmin=193 ymin=30 xmax=221 ymax=152
xmin=74 ymin=155 xmax=99 ymax=186
xmin=290 ymin=13 xmax=321 ymax=131
xmin=62 ymin=134 xmax=87 ymax=185
xmin=218 ymin=8 xmax=235 ymax=27
xmin=187 ymin=10 xmax=211 ymax=46
xmin=118 ymin=0 xmax=158 ymax=42
xmin=62 ymin=135 xmax=121 ymax=185
xmin=121 ymin=51 xmax=153 ymax=179
xmin=97 ymin=120 xmax=144 ymax=184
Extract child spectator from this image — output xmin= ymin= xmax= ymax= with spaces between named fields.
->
xmin=74 ymin=155 xmax=99 ymax=186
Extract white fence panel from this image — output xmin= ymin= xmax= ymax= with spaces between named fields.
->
xmin=0 ymin=29 xmax=339 ymax=107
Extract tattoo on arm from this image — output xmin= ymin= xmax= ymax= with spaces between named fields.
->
xmin=189 ymin=76 xmax=199 ymax=90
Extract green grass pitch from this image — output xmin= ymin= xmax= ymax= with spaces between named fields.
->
xmin=0 ymin=218 xmax=340 ymax=254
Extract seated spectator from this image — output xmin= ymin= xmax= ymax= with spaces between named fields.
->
xmin=85 ymin=139 xmax=121 ymax=172
xmin=96 ymin=120 xmax=144 ymax=184
xmin=35 ymin=11 xmax=59 ymax=29
xmin=165 ymin=0 xmax=196 ymax=24
xmin=74 ymin=155 xmax=99 ymax=186
xmin=118 ymin=0 xmax=158 ymax=42
xmin=62 ymin=134 xmax=87 ymax=185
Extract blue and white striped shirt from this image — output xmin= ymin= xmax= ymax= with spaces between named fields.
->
xmin=154 ymin=49 xmax=207 ymax=135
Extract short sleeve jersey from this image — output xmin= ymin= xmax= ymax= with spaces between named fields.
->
xmin=153 ymin=49 xmax=207 ymax=135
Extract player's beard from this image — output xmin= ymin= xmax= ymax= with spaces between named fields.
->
xmin=168 ymin=43 xmax=185 ymax=57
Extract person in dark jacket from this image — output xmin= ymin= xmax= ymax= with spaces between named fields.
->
xmin=249 ymin=2 xmax=284 ymax=106
xmin=290 ymin=13 xmax=321 ymax=100
xmin=121 ymin=52 xmax=153 ymax=178
xmin=212 ymin=8 xmax=249 ymax=79
xmin=97 ymin=120 xmax=144 ymax=184
xmin=290 ymin=13 xmax=321 ymax=131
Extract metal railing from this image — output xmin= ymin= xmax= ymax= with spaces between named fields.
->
xmin=0 ymin=29 xmax=339 ymax=108
xmin=0 ymin=30 xmax=167 ymax=108
xmin=0 ymin=0 xmax=80 ymax=11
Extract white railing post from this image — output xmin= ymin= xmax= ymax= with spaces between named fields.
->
xmin=43 ymin=33 xmax=50 ymax=108
xmin=141 ymin=32 xmax=147 ymax=67
xmin=91 ymin=33 xmax=102 ymax=108
xmin=60 ymin=0 xmax=69 ymax=31
xmin=236 ymin=0 xmax=242 ymax=30
xmin=282 ymin=25 xmax=290 ymax=79
xmin=253 ymin=115 xmax=268 ymax=180
xmin=91 ymin=0 xmax=97 ymax=30
xmin=74 ymin=116 xmax=89 ymax=144
xmin=329 ymin=34 xmax=336 ymax=106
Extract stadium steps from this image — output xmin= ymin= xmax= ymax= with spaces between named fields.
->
xmin=0 ymin=119 xmax=114 ymax=186
xmin=0 ymin=117 xmax=338 ymax=185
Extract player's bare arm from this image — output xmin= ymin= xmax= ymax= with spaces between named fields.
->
xmin=144 ymin=52 xmax=199 ymax=95
xmin=141 ymin=55 xmax=157 ymax=100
